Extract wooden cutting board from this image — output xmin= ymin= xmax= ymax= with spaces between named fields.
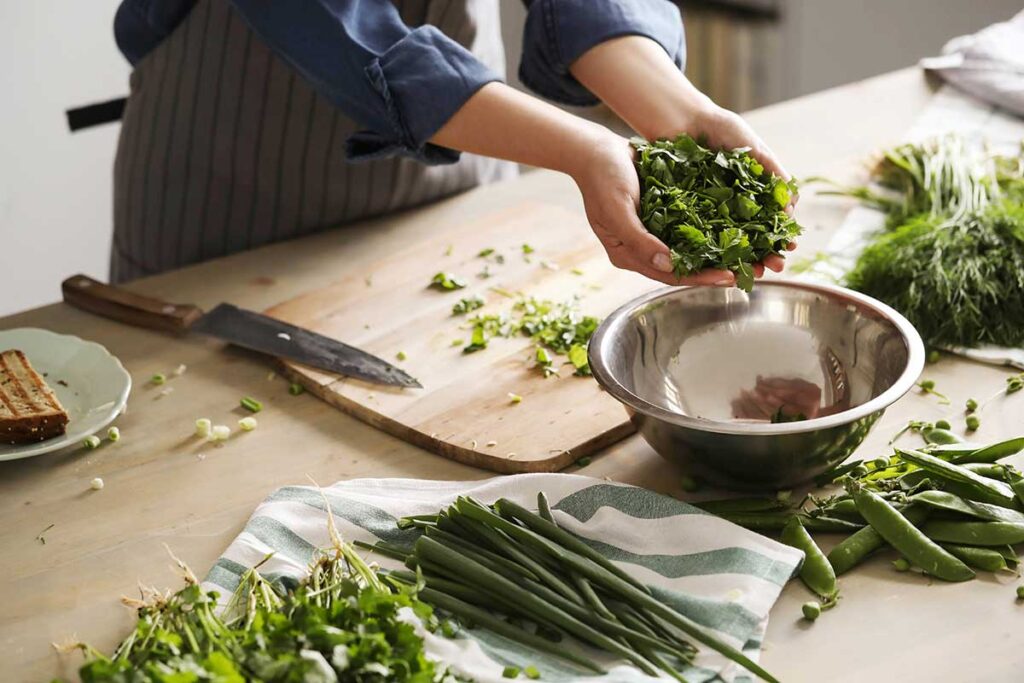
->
xmin=265 ymin=200 xmax=660 ymax=472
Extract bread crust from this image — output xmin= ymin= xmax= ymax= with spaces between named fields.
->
xmin=0 ymin=350 xmax=70 ymax=444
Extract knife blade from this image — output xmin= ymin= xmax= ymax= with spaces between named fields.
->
xmin=61 ymin=274 xmax=421 ymax=388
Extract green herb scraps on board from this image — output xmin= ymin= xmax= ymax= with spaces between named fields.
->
xmin=631 ymin=134 xmax=801 ymax=292
xmin=834 ymin=136 xmax=1024 ymax=349
xmin=460 ymin=297 xmax=599 ymax=378
xmin=430 ymin=272 xmax=467 ymax=291
xmin=452 ymin=294 xmax=486 ymax=315
xmin=65 ymin=541 xmax=469 ymax=683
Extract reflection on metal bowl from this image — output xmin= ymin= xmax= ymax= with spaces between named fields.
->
xmin=589 ymin=281 xmax=924 ymax=490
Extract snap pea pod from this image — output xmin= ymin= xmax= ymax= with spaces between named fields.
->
xmin=921 ymin=520 xmax=1024 ymax=546
xmin=922 ymin=427 xmax=962 ymax=445
xmin=924 ymin=442 xmax=984 ymax=458
xmin=951 ymin=437 xmax=1024 ymax=464
xmin=994 ymin=545 xmax=1020 ymax=569
xmin=909 ymin=490 xmax=1024 ymax=525
xmin=848 ymin=482 xmax=974 ymax=582
xmin=939 ymin=544 xmax=1013 ymax=572
xmin=826 ymin=506 xmax=927 ymax=576
xmin=695 ymin=497 xmax=790 ymax=514
xmin=718 ymin=511 xmax=862 ymax=533
xmin=781 ymin=517 xmax=837 ymax=599
xmin=819 ymin=499 xmax=862 ymax=520
xmin=961 ymin=463 xmax=1011 ymax=479
xmin=895 ymin=448 xmax=1020 ymax=509
xmin=813 ymin=460 xmax=865 ymax=486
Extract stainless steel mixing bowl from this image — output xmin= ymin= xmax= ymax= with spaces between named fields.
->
xmin=589 ymin=280 xmax=925 ymax=489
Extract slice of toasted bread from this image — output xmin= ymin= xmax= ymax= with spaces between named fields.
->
xmin=0 ymin=349 xmax=69 ymax=444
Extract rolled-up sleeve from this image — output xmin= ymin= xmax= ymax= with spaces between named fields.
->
xmin=230 ymin=0 xmax=501 ymax=164
xmin=520 ymin=0 xmax=685 ymax=106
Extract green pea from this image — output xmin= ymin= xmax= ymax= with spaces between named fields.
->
xmin=802 ymin=601 xmax=821 ymax=621
xmin=1017 ymin=586 xmax=1024 ymax=600
xmin=893 ymin=558 xmax=910 ymax=572
xmin=965 ymin=398 xmax=978 ymax=413
xmin=919 ymin=379 xmax=935 ymax=391
xmin=934 ymin=419 xmax=951 ymax=431
xmin=926 ymin=350 xmax=941 ymax=364
xmin=966 ymin=415 xmax=980 ymax=432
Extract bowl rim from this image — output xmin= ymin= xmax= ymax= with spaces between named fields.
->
xmin=588 ymin=280 xmax=925 ymax=436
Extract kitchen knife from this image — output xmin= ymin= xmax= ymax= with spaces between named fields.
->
xmin=61 ymin=274 xmax=421 ymax=388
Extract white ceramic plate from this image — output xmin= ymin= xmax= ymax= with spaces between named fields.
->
xmin=0 ymin=328 xmax=131 ymax=461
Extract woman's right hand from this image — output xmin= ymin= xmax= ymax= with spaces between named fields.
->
xmin=569 ymin=131 xmax=764 ymax=287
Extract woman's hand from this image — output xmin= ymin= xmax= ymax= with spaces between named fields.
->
xmin=569 ymin=131 xmax=740 ymax=286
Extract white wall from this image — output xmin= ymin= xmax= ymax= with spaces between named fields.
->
xmin=0 ymin=1 xmax=128 ymax=316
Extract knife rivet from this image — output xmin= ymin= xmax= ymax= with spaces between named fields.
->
xmin=163 ymin=305 xmax=176 ymax=314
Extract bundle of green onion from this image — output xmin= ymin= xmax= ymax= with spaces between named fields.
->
xmin=360 ymin=494 xmax=778 ymax=682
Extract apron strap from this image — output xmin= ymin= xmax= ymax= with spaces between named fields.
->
xmin=66 ymin=97 xmax=127 ymax=132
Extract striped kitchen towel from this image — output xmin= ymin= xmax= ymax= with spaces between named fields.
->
xmin=204 ymin=474 xmax=802 ymax=682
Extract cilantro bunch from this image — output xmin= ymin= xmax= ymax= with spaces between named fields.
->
xmin=632 ymin=134 xmax=801 ymax=291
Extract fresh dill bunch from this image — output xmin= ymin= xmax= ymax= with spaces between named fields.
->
xmin=846 ymin=199 xmax=1024 ymax=348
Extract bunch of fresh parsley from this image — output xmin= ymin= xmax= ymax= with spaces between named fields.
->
xmin=69 ymin=545 xmax=466 ymax=683
xmin=632 ymin=134 xmax=801 ymax=291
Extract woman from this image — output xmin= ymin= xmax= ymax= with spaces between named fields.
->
xmin=111 ymin=0 xmax=793 ymax=285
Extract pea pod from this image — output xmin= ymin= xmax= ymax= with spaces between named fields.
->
xmin=924 ymin=442 xmax=984 ymax=459
xmin=951 ymin=437 xmax=1024 ymax=464
xmin=813 ymin=460 xmax=865 ymax=486
xmin=922 ymin=520 xmax=1024 ymax=546
xmin=939 ymin=544 xmax=1013 ymax=572
xmin=961 ymin=463 xmax=1010 ymax=479
xmin=819 ymin=499 xmax=862 ymax=521
xmin=895 ymin=448 xmax=1019 ymax=509
xmin=922 ymin=427 xmax=962 ymax=445
xmin=909 ymin=490 xmax=1024 ymax=525
xmin=847 ymin=482 xmax=974 ymax=582
xmin=826 ymin=506 xmax=926 ymax=575
xmin=719 ymin=512 xmax=862 ymax=533
xmin=781 ymin=517 xmax=837 ymax=599
xmin=995 ymin=545 xmax=1020 ymax=569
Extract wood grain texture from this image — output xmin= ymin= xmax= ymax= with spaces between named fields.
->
xmin=62 ymin=274 xmax=203 ymax=334
xmin=266 ymin=202 xmax=656 ymax=472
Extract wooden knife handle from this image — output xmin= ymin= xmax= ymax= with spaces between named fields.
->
xmin=62 ymin=274 xmax=203 ymax=334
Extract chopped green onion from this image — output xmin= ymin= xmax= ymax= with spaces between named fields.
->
xmin=478 ymin=247 xmax=495 ymax=258
xmin=150 ymin=373 xmax=166 ymax=385
xmin=450 ymin=339 xmax=464 ymax=347
xmin=524 ymin=665 xmax=541 ymax=679
xmin=238 ymin=416 xmax=258 ymax=432
xmin=82 ymin=435 xmax=101 ymax=449
xmin=172 ymin=364 xmax=187 ymax=376
xmin=240 ymin=396 xmax=263 ymax=413
xmin=571 ymin=268 xmax=584 ymax=276
xmin=508 ymin=393 xmax=522 ymax=405
xmin=288 ymin=382 xmax=304 ymax=396
xmin=211 ymin=425 xmax=231 ymax=441
xmin=502 ymin=666 xmax=521 ymax=678
xmin=522 ymin=244 xmax=535 ymax=254
xmin=195 ymin=418 xmax=212 ymax=437
xmin=107 ymin=426 xmax=120 ymax=442
xmin=90 ymin=477 xmax=104 ymax=491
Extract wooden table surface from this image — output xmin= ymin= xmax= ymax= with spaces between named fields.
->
xmin=4 ymin=68 xmax=1023 ymax=682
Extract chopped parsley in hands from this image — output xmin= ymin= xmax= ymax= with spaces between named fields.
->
xmin=632 ymin=134 xmax=801 ymax=291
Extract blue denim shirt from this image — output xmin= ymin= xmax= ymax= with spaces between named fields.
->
xmin=114 ymin=0 xmax=684 ymax=164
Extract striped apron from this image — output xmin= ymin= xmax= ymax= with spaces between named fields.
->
xmin=111 ymin=0 xmax=516 ymax=282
